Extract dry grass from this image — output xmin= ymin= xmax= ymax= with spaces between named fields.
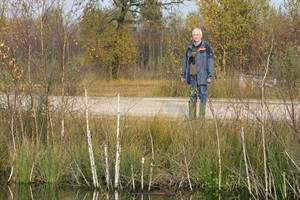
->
xmin=78 ymin=79 xmax=169 ymax=97
xmin=67 ymin=74 xmax=294 ymax=99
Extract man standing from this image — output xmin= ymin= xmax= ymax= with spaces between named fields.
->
xmin=180 ymin=28 xmax=214 ymax=120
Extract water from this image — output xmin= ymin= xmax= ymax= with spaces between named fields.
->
xmin=0 ymin=184 xmax=227 ymax=200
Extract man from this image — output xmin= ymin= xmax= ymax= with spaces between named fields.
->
xmin=180 ymin=28 xmax=214 ymax=120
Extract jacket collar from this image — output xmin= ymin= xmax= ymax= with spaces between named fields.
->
xmin=188 ymin=40 xmax=205 ymax=49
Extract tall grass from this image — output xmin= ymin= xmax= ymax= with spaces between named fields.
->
xmin=15 ymin=144 xmax=35 ymax=183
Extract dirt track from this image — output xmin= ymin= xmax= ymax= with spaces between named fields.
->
xmin=59 ymin=96 xmax=299 ymax=120
xmin=1 ymin=95 xmax=299 ymax=120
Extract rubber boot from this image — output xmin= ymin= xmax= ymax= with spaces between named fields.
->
xmin=188 ymin=101 xmax=197 ymax=120
xmin=199 ymin=103 xmax=206 ymax=120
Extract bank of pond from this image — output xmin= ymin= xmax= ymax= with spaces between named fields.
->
xmin=0 ymin=117 xmax=299 ymax=199
xmin=0 ymin=184 xmax=254 ymax=199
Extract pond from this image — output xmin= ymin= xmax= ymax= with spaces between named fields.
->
xmin=0 ymin=184 xmax=247 ymax=200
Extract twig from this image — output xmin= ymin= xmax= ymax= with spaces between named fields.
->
xmin=114 ymin=94 xmax=121 ymax=189
xmin=73 ymin=159 xmax=90 ymax=187
xmin=260 ymin=34 xmax=274 ymax=199
xmin=208 ymin=98 xmax=222 ymax=192
xmin=241 ymin=127 xmax=252 ymax=196
xmin=85 ymin=89 xmax=99 ymax=188
xmin=148 ymin=130 xmax=154 ymax=191
xmin=131 ymin=165 xmax=135 ymax=191
xmin=141 ymin=157 xmax=145 ymax=190
xmin=104 ymin=142 xmax=111 ymax=190
xmin=182 ymin=144 xmax=193 ymax=191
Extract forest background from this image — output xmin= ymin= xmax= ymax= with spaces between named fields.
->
xmin=0 ymin=0 xmax=298 ymax=96
xmin=0 ymin=0 xmax=299 ymax=198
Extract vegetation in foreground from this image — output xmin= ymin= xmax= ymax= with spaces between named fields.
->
xmin=0 ymin=110 xmax=299 ymax=199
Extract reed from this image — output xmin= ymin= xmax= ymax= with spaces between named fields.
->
xmin=14 ymin=144 xmax=35 ymax=183
xmin=38 ymin=146 xmax=71 ymax=183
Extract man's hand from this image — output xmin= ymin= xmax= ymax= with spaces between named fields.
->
xmin=181 ymin=77 xmax=185 ymax=83
xmin=207 ymin=78 xmax=213 ymax=84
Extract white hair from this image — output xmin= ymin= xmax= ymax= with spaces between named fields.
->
xmin=192 ymin=28 xmax=202 ymax=35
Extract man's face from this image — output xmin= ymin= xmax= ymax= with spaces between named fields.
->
xmin=193 ymin=30 xmax=202 ymax=43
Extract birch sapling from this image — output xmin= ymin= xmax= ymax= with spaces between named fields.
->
xmin=85 ymin=89 xmax=99 ymax=188
xmin=114 ymin=94 xmax=121 ymax=189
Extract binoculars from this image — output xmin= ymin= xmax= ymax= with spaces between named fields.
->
xmin=189 ymin=56 xmax=195 ymax=65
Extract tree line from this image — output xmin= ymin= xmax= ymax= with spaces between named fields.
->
xmin=0 ymin=0 xmax=298 ymax=82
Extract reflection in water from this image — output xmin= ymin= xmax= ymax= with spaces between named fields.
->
xmin=7 ymin=186 xmax=13 ymax=200
xmin=93 ymin=190 xmax=99 ymax=200
xmin=114 ymin=190 xmax=119 ymax=200
xmin=0 ymin=184 xmax=238 ymax=200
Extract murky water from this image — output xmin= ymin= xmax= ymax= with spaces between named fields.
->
xmin=0 ymin=184 xmax=237 ymax=200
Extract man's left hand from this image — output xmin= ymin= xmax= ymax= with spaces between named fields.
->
xmin=207 ymin=78 xmax=213 ymax=84
xmin=181 ymin=77 xmax=186 ymax=83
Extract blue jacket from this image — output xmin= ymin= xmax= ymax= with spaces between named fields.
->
xmin=181 ymin=40 xmax=214 ymax=85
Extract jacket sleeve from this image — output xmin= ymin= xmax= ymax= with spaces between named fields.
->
xmin=206 ymin=44 xmax=214 ymax=79
xmin=181 ymin=50 xmax=189 ymax=79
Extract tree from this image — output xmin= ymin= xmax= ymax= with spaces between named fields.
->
xmin=271 ymin=0 xmax=299 ymax=85
xmin=197 ymin=0 xmax=271 ymax=75
xmin=81 ymin=0 xmax=192 ymax=78
xmin=95 ymin=0 xmax=186 ymax=29
xmin=136 ymin=0 xmax=164 ymax=69
xmin=80 ymin=7 xmax=137 ymax=79
xmin=270 ymin=0 xmax=300 ymax=140
xmin=0 ymin=0 xmax=81 ymax=145
xmin=283 ymin=0 xmax=300 ymax=46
